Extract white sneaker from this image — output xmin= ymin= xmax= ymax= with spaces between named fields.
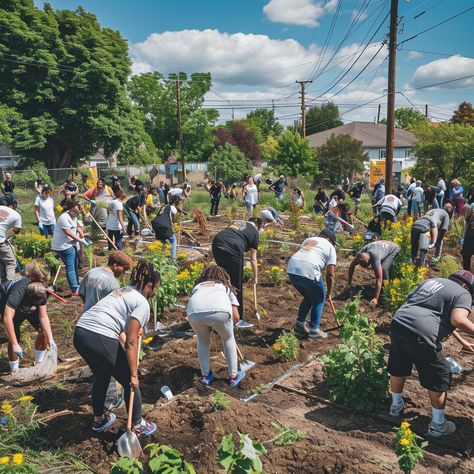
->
xmin=308 ymin=329 xmax=327 ymax=340
xmin=235 ymin=320 xmax=254 ymax=329
xmin=389 ymin=400 xmax=404 ymax=417
xmin=427 ymin=420 xmax=456 ymax=438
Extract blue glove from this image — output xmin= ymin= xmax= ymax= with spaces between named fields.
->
xmin=461 ymin=238 xmax=464 ymax=246
xmin=38 ymin=223 xmax=44 ymax=233
xmin=80 ymin=239 xmax=92 ymax=248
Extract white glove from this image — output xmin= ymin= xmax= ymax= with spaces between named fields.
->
xmin=48 ymin=340 xmax=57 ymax=352
xmin=428 ymin=242 xmax=435 ymax=249
xmin=80 ymin=239 xmax=92 ymax=248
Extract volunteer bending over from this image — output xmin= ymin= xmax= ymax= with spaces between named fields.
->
xmin=151 ymin=195 xmax=180 ymax=260
xmin=187 ymin=265 xmax=244 ymax=387
xmin=387 ymin=270 xmax=474 ymax=438
xmin=287 ymin=229 xmax=337 ymax=340
xmin=260 ymin=207 xmax=283 ymax=226
xmin=348 ymin=241 xmax=400 ymax=306
xmin=74 ymin=261 xmax=159 ymax=435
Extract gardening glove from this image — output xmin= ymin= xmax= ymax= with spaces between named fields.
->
xmin=461 ymin=238 xmax=464 ymax=246
xmin=80 ymin=239 xmax=92 ymax=248
xmin=12 ymin=343 xmax=23 ymax=359
xmin=428 ymin=242 xmax=435 ymax=249
xmin=48 ymin=340 xmax=57 ymax=352
xmin=38 ymin=223 xmax=44 ymax=233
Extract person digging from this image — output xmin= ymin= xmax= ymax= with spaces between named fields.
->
xmin=151 ymin=195 xmax=180 ymax=260
xmin=388 ymin=270 xmax=474 ymax=438
xmin=347 ymin=240 xmax=400 ymax=306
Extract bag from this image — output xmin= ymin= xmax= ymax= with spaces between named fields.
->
xmin=151 ymin=205 xmax=174 ymax=241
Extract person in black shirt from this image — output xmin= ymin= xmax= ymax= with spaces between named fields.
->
xmin=125 ymin=187 xmax=147 ymax=238
xmin=3 ymin=173 xmax=14 ymax=195
xmin=212 ymin=218 xmax=262 ymax=328
xmin=330 ymin=185 xmax=345 ymax=202
xmin=313 ymin=188 xmax=328 ymax=213
xmin=349 ymin=182 xmax=365 ymax=216
xmin=269 ymin=175 xmax=286 ymax=202
xmin=424 ymin=186 xmax=439 ymax=214
xmin=209 ymin=181 xmax=223 ymax=216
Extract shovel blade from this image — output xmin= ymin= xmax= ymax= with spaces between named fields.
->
xmin=117 ymin=431 xmax=142 ymax=459
xmin=255 ymin=311 xmax=261 ymax=321
xmin=239 ymin=359 xmax=256 ymax=371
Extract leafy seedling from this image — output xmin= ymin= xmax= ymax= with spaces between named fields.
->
xmin=271 ymin=421 xmax=306 ymax=446
xmin=211 ymin=391 xmax=230 ymax=411
xmin=218 ymin=433 xmax=267 ymax=474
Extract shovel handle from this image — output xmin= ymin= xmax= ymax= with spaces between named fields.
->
xmin=126 ymin=335 xmax=142 ymax=432
xmin=236 ymin=344 xmax=245 ymax=362
xmin=253 ymin=283 xmax=258 ymax=311
xmin=87 ymin=212 xmax=118 ymax=250
xmin=52 ymin=264 xmax=62 ymax=287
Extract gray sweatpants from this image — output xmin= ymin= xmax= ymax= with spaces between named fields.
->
xmin=188 ymin=311 xmax=238 ymax=377
xmin=0 ymin=241 xmax=17 ymax=281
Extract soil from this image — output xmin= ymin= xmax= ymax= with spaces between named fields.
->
xmin=1 ymin=212 xmax=473 ymax=473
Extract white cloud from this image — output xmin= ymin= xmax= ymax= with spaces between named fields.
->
xmin=263 ymin=0 xmax=337 ymax=27
xmin=132 ymin=29 xmax=320 ymax=87
xmin=351 ymin=8 xmax=368 ymax=23
xmin=406 ymin=51 xmax=422 ymax=61
xmin=410 ymin=55 xmax=474 ymax=89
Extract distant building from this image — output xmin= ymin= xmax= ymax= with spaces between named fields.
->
xmin=0 ymin=145 xmax=20 ymax=168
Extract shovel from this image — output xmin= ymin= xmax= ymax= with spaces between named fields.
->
xmin=253 ymin=283 xmax=261 ymax=321
xmin=117 ymin=336 xmax=142 ymax=459
xmin=326 ymin=298 xmax=343 ymax=332
xmin=236 ymin=344 xmax=255 ymax=371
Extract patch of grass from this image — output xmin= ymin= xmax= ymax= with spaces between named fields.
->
xmin=437 ymin=254 xmax=461 ymax=278
xmin=210 ymin=391 xmax=230 ymax=411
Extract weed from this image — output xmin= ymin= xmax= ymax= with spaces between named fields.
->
xmin=218 ymin=433 xmax=266 ymax=474
xmin=280 ymin=241 xmax=290 ymax=254
xmin=63 ymin=320 xmax=73 ymax=339
xmin=272 ymin=332 xmax=299 ymax=362
xmin=253 ymin=384 xmax=267 ymax=395
xmin=271 ymin=421 xmax=306 ymax=446
xmin=393 ymin=421 xmax=427 ymax=474
xmin=210 ymin=391 xmax=230 ymax=411
xmin=437 ymin=254 xmax=461 ymax=278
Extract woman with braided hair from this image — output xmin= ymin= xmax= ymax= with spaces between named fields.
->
xmin=74 ymin=260 xmax=160 ymax=435
xmin=187 ymin=264 xmax=244 ymax=387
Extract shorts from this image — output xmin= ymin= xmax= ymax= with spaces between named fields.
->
xmin=3 ymin=311 xmax=41 ymax=342
xmin=387 ymin=323 xmax=451 ymax=392
xmin=380 ymin=211 xmax=397 ymax=223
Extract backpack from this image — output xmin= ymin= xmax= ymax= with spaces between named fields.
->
xmin=151 ymin=205 xmax=174 ymax=241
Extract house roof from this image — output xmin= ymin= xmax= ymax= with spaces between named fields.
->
xmin=307 ymin=121 xmax=417 ymax=148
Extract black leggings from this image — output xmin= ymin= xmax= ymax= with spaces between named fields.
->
xmin=73 ymin=327 xmax=142 ymax=424
xmin=212 ymin=246 xmax=244 ymax=319
xmin=462 ymin=238 xmax=473 ymax=271
xmin=210 ymin=198 xmax=220 ymax=216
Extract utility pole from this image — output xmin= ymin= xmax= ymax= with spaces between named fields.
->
xmin=296 ymin=80 xmax=312 ymax=138
xmin=377 ymin=104 xmax=381 ymax=124
xmin=384 ymin=0 xmax=399 ymax=194
xmin=176 ymin=76 xmax=185 ymax=182
xmin=424 ymin=104 xmax=428 ymax=118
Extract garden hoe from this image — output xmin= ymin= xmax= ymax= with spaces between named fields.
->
xmin=326 ymin=299 xmax=343 ymax=331
xmin=236 ymin=344 xmax=255 ymax=372
xmin=117 ymin=336 xmax=142 ymax=459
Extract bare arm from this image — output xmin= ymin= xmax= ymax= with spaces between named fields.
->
xmin=372 ymin=266 xmax=383 ymax=304
xmin=35 ymin=205 xmax=41 ymax=223
xmin=63 ymin=229 xmax=82 ymax=242
xmin=117 ymin=209 xmax=125 ymax=232
xmin=452 ymin=330 xmax=474 ymax=352
xmin=3 ymin=305 xmax=18 ymax=348
xmin=232 ymin=305 xmax=239 ymax=325
xmin=38 ymin=305 xmax=53 ymax=343
xmin=125 ymin=317 xmax=141 ymax=388
xmin=11 ymin=227 xmax=21 ymax=235
xmin=450 ymin=308 xmax=474 ymax=335
xmin=250 ymin=248 xmax=258 ymax=285
xmin=326 ymin=264 xmax=335 ymax=299
xmin=347 ymin=258 xmax=358 ymax=286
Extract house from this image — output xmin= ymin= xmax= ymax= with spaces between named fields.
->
xmin=307 ymin=121 xmax=417 ymax=161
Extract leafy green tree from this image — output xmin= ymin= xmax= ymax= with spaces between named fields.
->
xmin=411 ymin=122 xmax=474 ymax=183
xmin=208 ymin=143 xmax=253 ymax=183
xmin=380 ymin=107 xmax=427 ymax=130
xmin=245 ymin=108 xmax=283 ymax=141
xmin=305 ymin=102 xmax=343 ymax=136
xmin=0 ymin=0 xmax=140 ymax=168
xmin=0 ymin=105 xmax=16 ymax=145
xmin=315 ymin=134 xmax=367 ymax=184
xmin=260 ymin=135 xmax=279 ymax=163
xmin=269 ymin=130 xmax=317 ymax=178
xmin=128 ymin=71 xmax=218 ymax=161
xmin=451 ymin=102 xmax=474 ymax=126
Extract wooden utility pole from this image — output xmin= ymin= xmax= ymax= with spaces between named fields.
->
xmin=384 ymin=0 xmax=399 ymax=194
xmin=296 ymin=80 xmax=312 ymax=138
xmin=424 ymin=104 xmax=428 ymax=118
xmin=176 ymin=77 xmax=185 ymax=181
xmin=377 ymin=104 xmax=381 ymax=123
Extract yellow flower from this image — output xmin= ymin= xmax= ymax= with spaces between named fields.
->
xmin=392 ymin=278 xmax=401 ymax=287
xmin=393 ymin=237 xmax=402 ymax=245
xmin=177 ymin=270 xmax=191 ymax=280
xmin=400 ymin=438 xmax=410 ymax=447
xmin=55 ymin=205 xmax=63 ymax=213
xmin=1 ymin=401 xmax=12 ymax=415
xmin=400 ymin=421 xmax=410 ymax=429
xmin=18 ymin=395 xmax=33 ymax=403
xmin=353 ymin=235 xmax=362 ymax=242
xmin=0 ymin=456 xmax=8 ymax=465
xmin=12 ymin=453 xmax=23 ymax=465
xmin=148 ymin=241 xmax=164 ymax=252
xmin=271 ymin=266 xmax=282 ymax=273
xmin=273 ymin=343 xmax=281 ymax=351
xmin=143 ymin=337 xmax=153 ymax=344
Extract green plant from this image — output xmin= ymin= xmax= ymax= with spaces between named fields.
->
xmin=288 ymin=203 xmax=301 ymax=230
xmin=381 ymin=218 xmax=414 ymax=276
xmin=44 ymin=253 xmax=60 ymax=273
xmin=280 ymin=242 xmax=290 ymax=254
xmin=384 ymin=264 xmax=428 ymax=311
xmin=351 ymin=234 xmax=365 ymax=255
xmin=176 ymin=262 xmax=204 ymax=295
xmin=0 ymin=453 xmax=39 ymax=473
xmin=243 ymin=265 xmax=253 ymax=283
xmin=63 ymin=320 xmax=73 ymax=339
xmin=110 ymin=457 xmax=143 ymax=474
xmin=444 ymin=218 xmax=464 ymax=248
xmin=253 ymin=384 xmax=267 ymax=395
xmin=270 ymin=421 xmax=306 ymax=447
xmin=437 ymin=254 xmax=461 ymax=278
xmin=264 ymin=266 xmax=284 ymax=287
xmin=218 ymin=433 xmax=267 ymax=474
xmin=272 ymin=332 xmax=299 ymax=362
xmin=14 ymin=234 xmax=50 ymax=259
xmin=210 ymin=391 xmax=230 ymax=411
xmin=393 ymin=421 xmax=428 ymax=473
xmin=321 ymin=298 xmax=388 ymax=411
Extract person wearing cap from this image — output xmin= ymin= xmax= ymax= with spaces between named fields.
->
xmin=260 ymin=207 xmax=283 ymax=226
xmin=287 ymin=229 xmax=337 ymax=340
xmin=411 ymin=205 xmax=452 ymax=266
xmin=0 ymin=195 xmax=21 ymax=282
xmin=373 ymin=194 xmax=403 ymax=224
xmin=269 ymin=176 xmax=286 ymax=202
xmin=387 ymin=270 xmax=474 ymax=438
xmin=347 ymin=241 xmax=400 ymax=306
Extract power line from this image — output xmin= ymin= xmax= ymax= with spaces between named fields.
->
xmin=401 ymin=74 xmax=474 ymax=92
xmin=403 ymin=49 xmax=474 ymax=59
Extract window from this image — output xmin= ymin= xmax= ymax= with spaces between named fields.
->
xmin=379 ymin=149 xmax=386 ymax=159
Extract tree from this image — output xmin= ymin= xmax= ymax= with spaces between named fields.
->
xmin=269 ymin=130 xmax=317 ymax=178
xmin=260 ymin=135 xmax=279 ymax=163
xmin=411 ymin=122 xmax=474 ymax=184
xmin=245 ymin=108 xmax=283 ymax=141
xmin=0 ymin=1 xmax=140 ymax=168
xmin=380 ymin=107 xmax=427 ymax=130
xmin=305 ymin=102 xmax=343 ymax=136
xmin=215 ymin=121 xmax=261 ymax=164
xmin=208 ymin=143 xmax=253 ymax=183
xmin=128 ymin=71 xmax=218 ymax=161
xmin=315 ymin=134 xmax=367 ymax=184
xmin=451 ymin=102 xmax=474 ymax=126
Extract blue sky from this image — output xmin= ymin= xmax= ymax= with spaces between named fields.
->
xmin=36 ymin=0 xmax=474 ymax=124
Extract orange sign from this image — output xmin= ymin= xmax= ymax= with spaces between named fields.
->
xmin=370 ymin=160 xmax=386 ymax=188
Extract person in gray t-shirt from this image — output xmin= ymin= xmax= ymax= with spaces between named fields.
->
xmin=387 ymin=270 xmax=474 ymax=439
xmin=347 ymin=240 xmax=400 ymax=306
xmin=411 ymin=204 xmax=453 ymax=266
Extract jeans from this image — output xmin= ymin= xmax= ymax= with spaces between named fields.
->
xmin=210 ymin=197 xmax=220 ymax=216
xmin=245 ymin=201 xmax=254 ymax=216
xmin=436 ymin=194 xmax=444 ymax=208
xmin=57 ymin=246 xmax=79 ymax=293
xmin=39 ymin=223 xmax=55 ymax=237
xmin=73 ymin=327 xmax=142 ymax=425
xmin=275 ymin=192 xmax=284 ymax=202
xmin=126 ymin=210 xmax=140 ymax=236
xmin=107 ymin=229 xmax=123 ymax=250
xmin=288 ymin=273 xmax=325 ymax=331
xmin=412 ymin=199 xmax=422 ymax=218
xmin=188 ymin=311 xmax=237 ymax=377
xmin=158 ymin=233 xmax=177 ymax=259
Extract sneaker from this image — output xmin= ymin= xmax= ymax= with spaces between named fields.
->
xmin=111 ymin=393 xmax=124 ymax=411
xmin=426 ymin=420 xmax=456 ymax=438
xmin=389 ymin=401 xmax=404 ymax=417
xmin=132 ymin=419 xmax=157 ymax=437
xmin=92 ymin=412 xmax=116 ymax=432
xmin=308 ymin=329 xmax=328 ymax=340
xmin=229 ymin=370 xmax=245 ymax=387
xmin=294 ymin=322 xmax=310 ymax=335
xmin=201 ymin=370 xmax=215 ymax=386
xmin=235 ymin=320 xmax=254 ymax=329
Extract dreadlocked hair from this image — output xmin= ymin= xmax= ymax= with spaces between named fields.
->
xmin=195 ymin=264 xmax=235 ymax=291
xmin=130 ymin=260 xmax=161 ymax=292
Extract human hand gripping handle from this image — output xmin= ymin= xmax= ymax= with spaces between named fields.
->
xmin=80 ymin=239 xmax=91 ymax=248
xmin=12 ymin=343 xmax=23 ymax=359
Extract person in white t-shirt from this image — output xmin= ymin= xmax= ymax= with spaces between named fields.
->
xmin=74 ymin=261 xmax=160 ymax=436
xmin=437 ymin=175 xmax=446 ymax=208
xmin=34 ymin=186 xmax=56 ymax=237
xmin=243 ymin=176 xmax=258 ymax=217
xmin=0 ymin=195 xmax=22 ymax=281
xmin=411 ymin=181 xmax=424 ymax=218
xmin=187 ymin=264 xmax=244 ymax=387
xmin=287 ymin=229 xmax=337 ymax=340
xmin=51 ymin=200 xmax=90 ymax=296
xmin=373 ymin=194 xmax=403 ymax=224
xmin=106 ymin=190 xmax=126 ymax=250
